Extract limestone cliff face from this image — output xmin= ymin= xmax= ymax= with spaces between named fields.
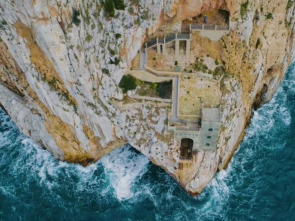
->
xmin=0 ymin=0 xmax=294 ymax=195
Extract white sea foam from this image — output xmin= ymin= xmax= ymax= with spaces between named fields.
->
xmin=100 ymin=145 xmax=150 ymax=201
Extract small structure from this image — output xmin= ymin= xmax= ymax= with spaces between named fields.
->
xmin=168 ymin=106 xmax=221 ymax=153
xmin=199 ymin=107 xmax=221 ymax=151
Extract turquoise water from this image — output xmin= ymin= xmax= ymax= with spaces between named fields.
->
xmin=1 ymin=65 xmax=295 ymax=221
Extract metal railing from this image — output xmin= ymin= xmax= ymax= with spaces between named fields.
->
xmin=177 ymin=33 xmax=190 ymax=39
xmin=216 ymin=25 xmax=229 ymax=30
xmin=190 ymin=24 xmax=230 ymax=31
xmin=190 ymin=24 xmax=202 ymax=30
xmin=158 ymin=38 xmax=164 ymax=44
xmin=146 ymin=39 xmax=157 ymax=48
xmin=165 ymin=35 xmax=176 ymax=43
xmin=145 ymin=33 xmax=191 ymax=49
xmin=204 ymin=25 xmax=215 ymax=30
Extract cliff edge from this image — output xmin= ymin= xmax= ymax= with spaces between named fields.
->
xmin=0 ymin=0 xmax=295 ymax=195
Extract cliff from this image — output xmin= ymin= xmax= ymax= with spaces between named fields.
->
xmin=0 ymin=0 xmax=294 ymax=195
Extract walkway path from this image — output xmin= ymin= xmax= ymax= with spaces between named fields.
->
xmin=128 ymin=70 xmax=173 ymax=83
xmin=171 ymin=76 xmax=179 ymax=122
xmin=140 ymin=48 xmax=146 ymax=70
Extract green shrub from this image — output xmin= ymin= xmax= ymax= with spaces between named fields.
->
xmin=104 ymin=0 xmax=115 ymax=17
xmin=113 ymin=0 xmax=125 ymax=10
xmin=115 ymin=33 xmax=121 ymax=39
xmin=119 ymin=75 xmax=141 ymax=93
xmin=141 ymin=10 xmax=149 ymax=20
xmin=86 ymin=34 xmax=93 ymax=42
xmin=72 ymin=9 xmax=81 ymax=26
xmin=287 ymin=0 xmax=294 ymax=9
xmin=102 ymin=68 xmax=110 ymax=75
xmin=240 ymin=2 xmax=249 ymax=18
xmin=150 ymin=83 xmax=158 ymax=89
xmin=265 ymin=13 xmax=273 ymax=19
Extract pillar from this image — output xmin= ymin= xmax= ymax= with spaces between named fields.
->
xmin=186 ymin=39 xmax=190 ymax=58
xmin=175 ymin=34 xmax=180 ymax=59
xmin=157 ymin=38 xmax=161 ymax=54
xmin=163 ymin=38 xmax=167 ymax=55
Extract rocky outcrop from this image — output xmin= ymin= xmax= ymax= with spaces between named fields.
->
xmin=0 ymin=0 xmax=294 ymax=195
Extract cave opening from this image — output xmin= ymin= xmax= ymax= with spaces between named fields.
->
xmin=180 ymin=138 xmax=193 ymax=160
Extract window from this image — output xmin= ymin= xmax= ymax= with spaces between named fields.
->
xmin=208 ymin=128 xmax=213 ymax=132
xmin=206 ymin=143 xmax=210 ymax=146
xmin=207 ymin=136 xmax=211 ymax=139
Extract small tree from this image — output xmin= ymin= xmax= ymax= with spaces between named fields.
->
xmin=119 ymin=75 xmax=138 ymax=93
xmin=104 ymin=0 xmax=115 ymax=17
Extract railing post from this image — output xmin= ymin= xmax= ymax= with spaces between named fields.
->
xmin=202 ymin=24 xmax=204 ymax=30
xmin=157 ymin=38 xmax=161 ymax=54
xmin=163 ymin=37 xmax=167 ymax=55
xmin=189 ymin=24 xmax=192 ymax=32
xmin=215 ymin=25 xmax=217 ymax=30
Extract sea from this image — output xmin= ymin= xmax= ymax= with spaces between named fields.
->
xmin=1 ymin=64 xmax=295 ymax=221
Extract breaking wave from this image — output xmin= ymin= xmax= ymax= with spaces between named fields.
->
xmin=1 ymin=64 xmax=295 ymax=220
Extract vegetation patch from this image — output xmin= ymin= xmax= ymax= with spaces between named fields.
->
xmin=156 ymin=81 xmax=172 ymax=99
xmin=119 ymin=75 xmax=172 ymax=98
xmin=115 ymin=33 xmax=121 ymax=39
xmin=194 ymin=58 xmax=208 ymax=72
xmin=119 ymin=75 xmax=140 ymax=93
xmin=86 ymin=34 xmax=93 ymax=42
xmin=103 ymin=0 xmax=125 ymax=17
xmin=72 ymin=9 xmax=81 ymax=26
xmin=265 ymin=13 xmax=273 ymax=19
xmin=104 ymin=0 xmax=115 ymax=17
xmin=287 ymin=0 xmax=294 ymax=9
xmin=256 ymin=38 xmax=261 ymax=49
xmin=240 ymin=1 xmax=249 ymax=18
xmin=113 ymin=0 xmax=125 ymax=10
xmin=110 ymin=57 xmax=120 ymax=65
